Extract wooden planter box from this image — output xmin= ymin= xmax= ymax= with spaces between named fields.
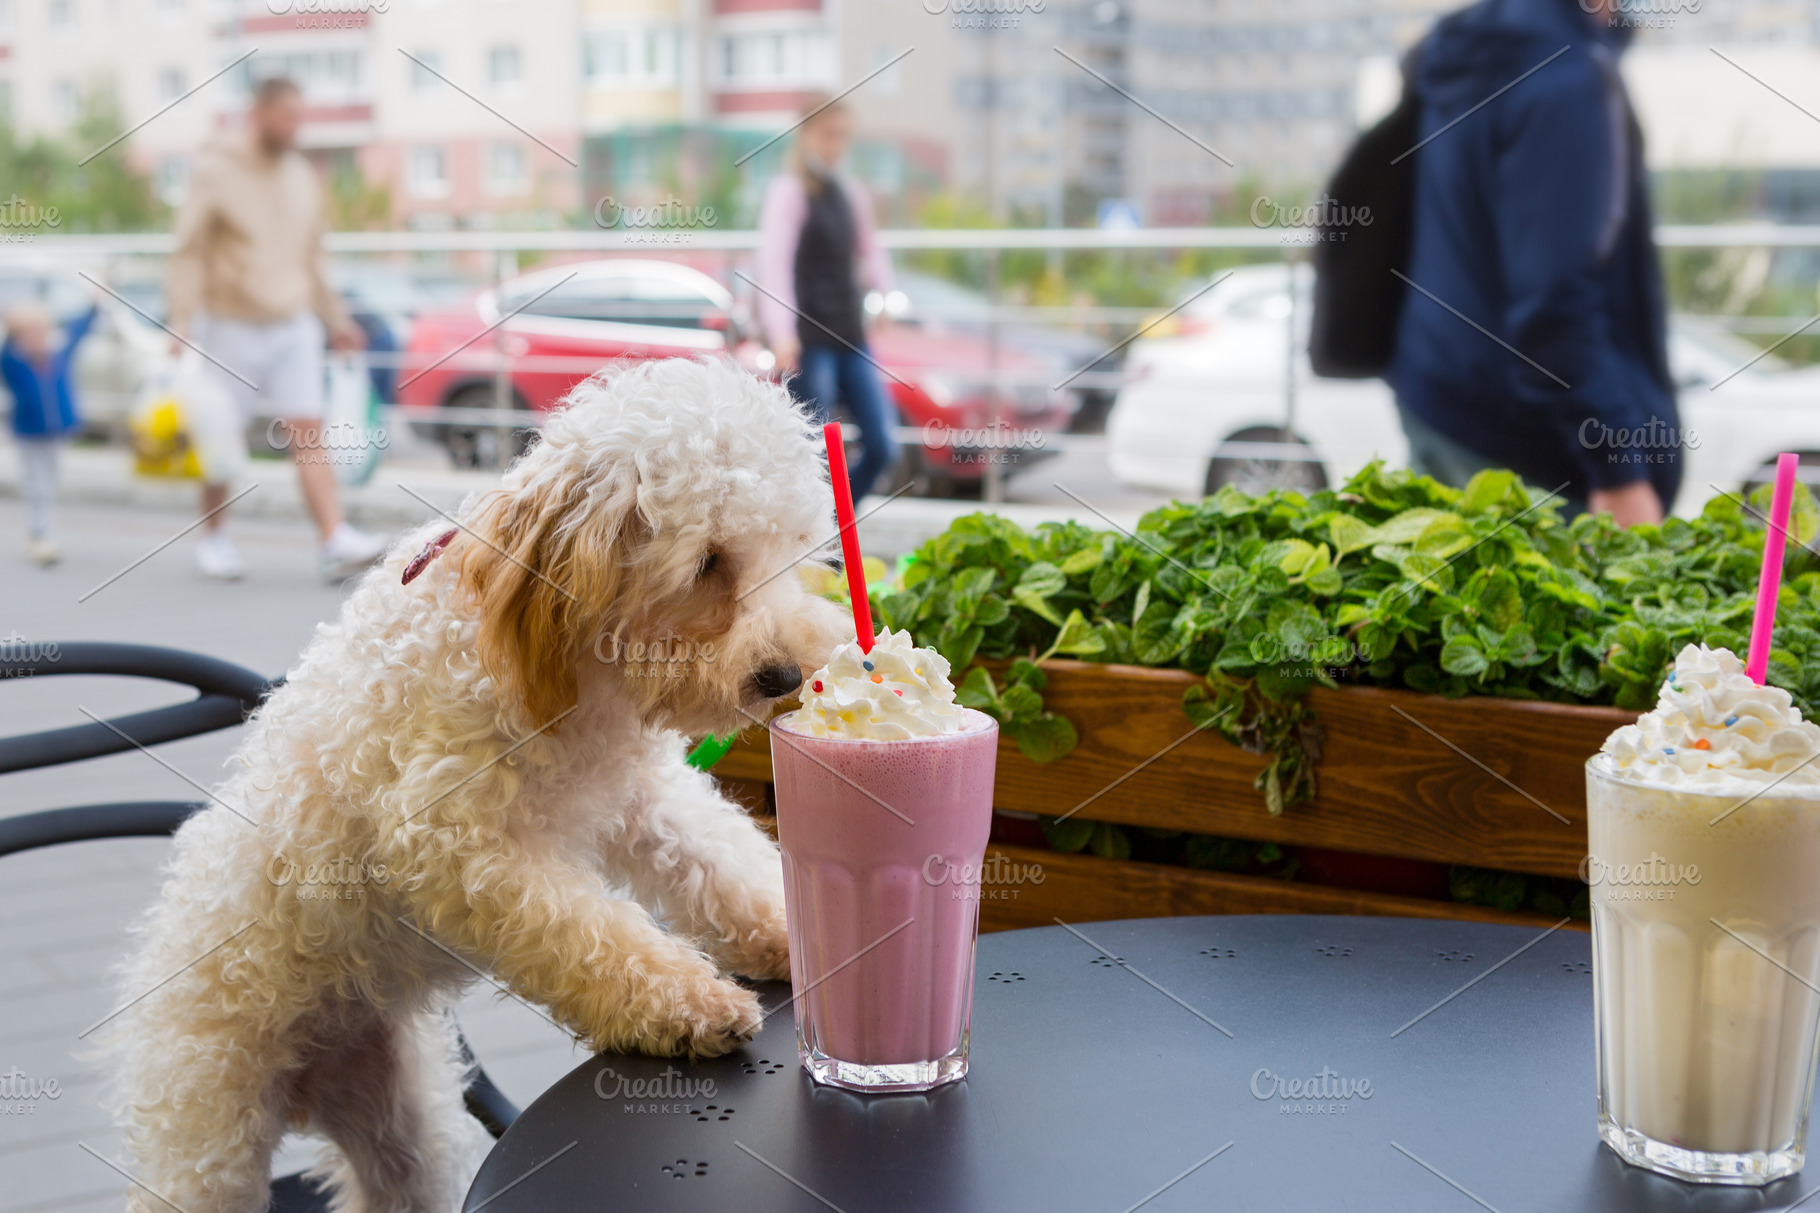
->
xmin=719 ymin=660 xmax=1629 ymax=931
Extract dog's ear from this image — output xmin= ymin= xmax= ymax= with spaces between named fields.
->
xmin=457 ymin=470 xmax=630 ymax=728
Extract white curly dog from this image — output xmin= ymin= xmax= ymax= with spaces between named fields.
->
xmin=103 ymin=358 xmax=848 ymax=1212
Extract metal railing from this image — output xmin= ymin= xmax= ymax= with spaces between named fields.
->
xmin=20 ymin=224 xmax=1820 ymax=500
xmin=19 ymin=223 xmax=1820 ymax=256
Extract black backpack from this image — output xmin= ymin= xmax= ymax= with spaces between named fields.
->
xmin=1308 ymin=48 xmax=1424 ymax=379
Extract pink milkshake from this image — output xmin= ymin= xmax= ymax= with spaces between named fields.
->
xmin=769 ymin=628 xmax=998 ymax=1092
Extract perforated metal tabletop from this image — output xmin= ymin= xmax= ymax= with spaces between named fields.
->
xmin=463 ymin=915 xmax=1810 ymax=1213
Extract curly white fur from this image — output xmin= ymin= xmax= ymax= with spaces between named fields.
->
xmin=102 ymin=358 xmax=848 ymax=1213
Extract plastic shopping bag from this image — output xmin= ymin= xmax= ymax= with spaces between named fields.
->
xmin=127 ymin=355 xmax=246 ymax=482
xmin=128 ymin=380 xmax=203 ymax=479
xmin=130 ymin=356 xmax=249 ymax=484
xmin=177 ymin=354 xmax=250 ymax=487
xmin=322 ymin=353 xmax=386 ymax=487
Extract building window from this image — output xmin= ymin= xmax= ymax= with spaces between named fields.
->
xmin=156 ymin=154 xmax=188 ymax=206
xmin=410 ymin=50 xmax=443 ymax=92
xmin=486 ymin=143 xmax=526 ymax=195
xmin=408 ymin=146 xmax=448 ymax=199
xmin=158 ymin=68 xmax=185 ymax=102
xmin=48 ymin=0 xmax=72 ymax=29
xmin=584 ymin=25 xmax=681 ymax=88
xmin=488 ymin=45 xmax=521 ymax=88
xmin=870 ymin=44 xmax=902 ymax=97
xmin=51 ymin=78 xmax=78 ymax=124
xmin=711 ymin=27 xmax=833 ymax=89
xmin=252 ymin=51 xmax=365 ymax=106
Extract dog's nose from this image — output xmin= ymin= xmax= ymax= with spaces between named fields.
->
xmin=752 ymin=664 xmax=804 ymax=699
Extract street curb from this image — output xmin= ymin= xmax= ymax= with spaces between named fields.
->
xmin=0 ymin=444 xmax=1147 ymax=557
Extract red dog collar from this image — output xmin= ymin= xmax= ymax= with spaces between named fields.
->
xmin=402 ymin=528 xmax=460 ymax=584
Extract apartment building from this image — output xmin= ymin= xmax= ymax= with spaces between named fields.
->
xmin=4 ymin=0 xmax=1815 ymax=230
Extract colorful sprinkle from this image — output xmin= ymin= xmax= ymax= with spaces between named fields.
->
xmin=812 ymin=681 xmax=823 ymax=693
xmin=871 ymin=674 xmax=884 ymax=684
xmin=1664 ymin=748 xmax=1676 ymax=755
xmin=894 ymin=689 xmax=903 ymax=696
xmin=1725 ymin=715 xmax=1739 ymax=726
xmin=863 ymin=660 xmax=874 ymax=671
xmin=1693 ymin=738 xmax=1711 ymax=750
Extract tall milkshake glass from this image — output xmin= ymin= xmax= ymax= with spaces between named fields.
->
xmin=1589 ymin=757 xmax=1820 ymax=1184
xmin=1589 ymin=643 xmax=1820 ymax=1185
xmin=769 ymin=707 xmax=998 ymax=1092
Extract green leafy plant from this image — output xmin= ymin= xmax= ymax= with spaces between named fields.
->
xmin=873 ymin=462 xmax=1820 ymax=814
xmin=956 ymin=659 xmax=1078 ymax=763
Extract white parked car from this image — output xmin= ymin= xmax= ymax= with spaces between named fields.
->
xmin=1106 ymin=263 xmax=1820 ymax=514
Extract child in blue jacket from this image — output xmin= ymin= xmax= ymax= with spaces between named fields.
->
xmin=3 ymin=299 xmax=98 ymax=565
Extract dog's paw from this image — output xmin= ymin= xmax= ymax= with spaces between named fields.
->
xmin=714 ymin=906 xmax=791 ymax=981
xmin=667 ymin=975 xmax=764 ymax=1059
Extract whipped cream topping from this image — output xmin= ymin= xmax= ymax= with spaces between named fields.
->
xmin=795 ymin=628 xmax=966 ymax=739
xmin=1601 ymin=644 xmax=1820 ymax=789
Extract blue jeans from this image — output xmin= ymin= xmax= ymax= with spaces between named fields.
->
xmin=1396 ymin=403 xmax=1587 ymax=519
xmin=797 ymin=344 xmax=899 ymax=501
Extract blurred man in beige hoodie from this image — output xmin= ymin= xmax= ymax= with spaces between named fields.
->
xmin=167 ymin=76 xmax=389 ymax=581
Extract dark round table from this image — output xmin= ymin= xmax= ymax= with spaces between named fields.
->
xmin=463 ymin=915 xmax=1813 ymax=1212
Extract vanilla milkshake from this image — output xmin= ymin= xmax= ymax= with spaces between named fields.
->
xmin=1590 ymin=644 xmax=1820 ymax=1185
xmin=769 ymin=629 xmax=998 ymax=1092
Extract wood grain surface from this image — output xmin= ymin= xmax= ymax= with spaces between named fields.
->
xmin=971 ymin=843 xmax=1579 ymax=933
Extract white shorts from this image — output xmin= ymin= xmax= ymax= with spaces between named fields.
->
xmin=191 ymin=312 xmax=326 ymax=420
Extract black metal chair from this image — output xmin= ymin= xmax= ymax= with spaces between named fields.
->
xmin=0 ymin=642 xmax=518 ymax=1212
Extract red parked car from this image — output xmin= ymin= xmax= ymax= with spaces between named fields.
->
xmin=397 ymin=258 xmax=1073 ymax=491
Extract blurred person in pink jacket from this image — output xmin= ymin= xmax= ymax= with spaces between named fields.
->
xmin=756 ymin=95 xmax=898 ymax=501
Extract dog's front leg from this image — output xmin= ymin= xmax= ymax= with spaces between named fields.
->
xmin=606 ymin=764 xmax=790 ymax=981
xmin=403 ymin=857 xmax=762 ymax=1058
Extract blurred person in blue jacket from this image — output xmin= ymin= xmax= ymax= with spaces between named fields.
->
xmin=1387 ymin=0 xmax=1677 ymax=526
xmin=3 ymin=298 xmax=98 ymax=566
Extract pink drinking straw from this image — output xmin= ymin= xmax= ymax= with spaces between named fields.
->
xmin=823 ymin=422 xmax=876 ymax=653
xmin=1746 ymin=451 xmax=1801 ymax=685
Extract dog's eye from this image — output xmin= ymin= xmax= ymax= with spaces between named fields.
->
xmin=697 ymin=551 xmax=720 ymax=579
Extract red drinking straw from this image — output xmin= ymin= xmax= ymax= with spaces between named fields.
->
xmin=1745 ymin=451 xmax=1800 ymax=685
xmin=823 ymin=421 xmax=875 ymax=653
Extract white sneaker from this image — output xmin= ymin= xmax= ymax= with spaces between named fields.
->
xmin=26 ymin=537 xmax=59 ymax=567
xmin=318 ymin=523 xmax=389 ymax=583
xmin=196 ymin=531 xmax=245 ymax=580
